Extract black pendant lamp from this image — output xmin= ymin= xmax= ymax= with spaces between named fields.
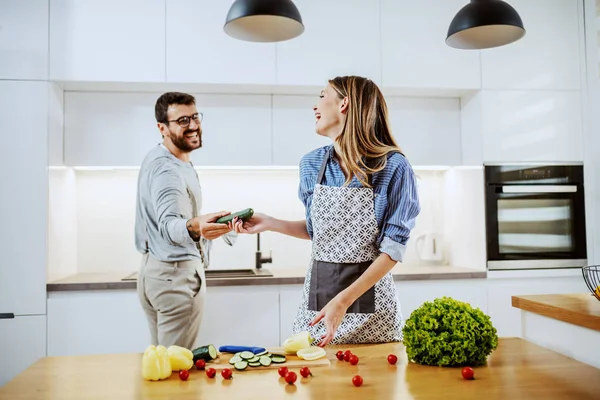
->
xmin=224 ymin=0 xmax=304 ymax=43
xmin=446 ymin=0 xmax=525 ymax=50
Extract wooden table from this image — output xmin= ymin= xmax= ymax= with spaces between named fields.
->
xmin=1 ymin=338 xmax=599 ymax=400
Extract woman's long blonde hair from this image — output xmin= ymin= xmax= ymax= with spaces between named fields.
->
xmin=329 ymin=75 xmax=403 ymax=188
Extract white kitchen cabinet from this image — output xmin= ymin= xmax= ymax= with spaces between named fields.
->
xmin=63 ymin=92 xmax=160 ymax=166
xmin=166 ymin=0 xmax=276 ymax=85
xmin=198 ymin=285 xmax=280 ymax=348
xmin=481 ymin=0 xmax=582 ymax=90
xmin=486 ymin=274 xmax=588 ymax=337
xmin=272 ymin=96 xmax=332 ymax=166
xmin=47 ymin=285 xmax=280 ymax=356
xmin=49 ymin=0 xmax=165 ymax=82
xmin=396 ymin=279 xmax=488 ymax=320
xmin=386 ymin=96 xmax=462 ymax=166
xmin=63 ymin=92 xmax=272 ymax=166
xmin=381 ymin=0 xmax=481 ymax=91
xmin=479 ymin=90 xmax=584 ymax=163
xmin=279 ymin=285 xmax=304 ymax=346
xmin=47 ymin=290 xmax=151 ymax=356
xmin=189 ymin=94 xmax=272 ymax=166
xmin=0 ymin=81 xmax=48 ymax=316
xmin=0 ymin=316 xmax=46 ymax=387
xmin=0 ymin=0 xmax=48 ymax=80
xmin=276 ymin=0 xmax=381 ymax=86
xmin=272 ymin=95 xmax=462 ymax=167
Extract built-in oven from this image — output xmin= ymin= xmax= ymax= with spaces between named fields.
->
xmin=484 ymin=164 xmax=587 ymax=271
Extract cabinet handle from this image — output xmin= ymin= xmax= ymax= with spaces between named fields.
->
xmin=0 ymin=313 xmax=15 ymax=319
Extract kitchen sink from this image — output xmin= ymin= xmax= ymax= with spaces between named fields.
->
xmin=204 ymin=268 xmax=273 ymax=278
xmin=121 ymin=268 xmax=273 ymax=281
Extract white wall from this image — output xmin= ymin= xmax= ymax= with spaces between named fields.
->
xmin=47 ymin=166 xmax=486 ymax=277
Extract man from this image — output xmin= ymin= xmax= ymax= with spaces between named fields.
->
xmin=135 ymin=92 xmax=235 ymax=349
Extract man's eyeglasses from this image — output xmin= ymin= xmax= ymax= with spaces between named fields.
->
xmin=167 ymin=113 xmax=203 ymax=128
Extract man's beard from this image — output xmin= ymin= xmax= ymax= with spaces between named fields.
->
xmin=169 ymin=127 xmax=202 ymax=152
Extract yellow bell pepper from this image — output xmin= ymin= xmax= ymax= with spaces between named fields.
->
xmin=283 ymin=331 xmax=315 ymax=354
xmin=141 ymin=345 xmax=172 ymax=381
xmin=167 ymin=345 xmax=194 ymax=371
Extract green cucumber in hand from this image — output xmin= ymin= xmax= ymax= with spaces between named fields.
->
xmin=216 ymin=208 xmax=254 ymax=224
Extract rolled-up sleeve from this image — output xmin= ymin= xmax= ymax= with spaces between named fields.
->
xmin=298 ymin=155 xmax=316 ymax=239
xmin=150 ymin=165 xmax=194 ymax=246
xmin=380 ymin=162 xmax=421 ymax=262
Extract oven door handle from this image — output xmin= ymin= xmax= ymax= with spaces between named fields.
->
xmin=501 ymin=185 xmax=578 ymax=193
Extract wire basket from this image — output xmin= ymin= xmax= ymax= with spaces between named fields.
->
xmin=582 ymin=265 xmax=600 ymax=301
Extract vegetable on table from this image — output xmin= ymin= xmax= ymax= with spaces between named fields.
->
xmin=387 ymin=354 xmax=398 ymax=365
xmin=178 ymin=370 xmax=189 ymax=381
xmin=192 ymin=344 xmax=218 ymax=362
xmin=402 ymin=296 xmax=499 ymax=367
xmin=283 ymin=331 xmax=315 ymax=354
xmin=462 ymin=366 xmax=475 ymax=380
xmin=141 ymin=345 xmax=172 ymax=381
xmin=297 ymin=346 xmax=326 ymax=361
xmin=167 ymin=345 xmax=194 ymax=371
xmin=352 ymin=375 xmax=363 ymax=387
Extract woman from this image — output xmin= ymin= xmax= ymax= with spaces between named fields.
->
xmin=231 ymin=76 xmax=420 ymax=347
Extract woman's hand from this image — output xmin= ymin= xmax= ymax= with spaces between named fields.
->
xmin=227 ymin=212 xmax=273 ymax=234
xmin=309 ymin=296 xmax=350 ymax=347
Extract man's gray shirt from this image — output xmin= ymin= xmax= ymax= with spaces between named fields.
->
xmin=135 ymin=144 xmax=234 ymax=264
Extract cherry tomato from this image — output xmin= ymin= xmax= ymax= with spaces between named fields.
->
xmin=349 ymin=355 xmax=359 ymax=365
xmin=336 ymin=351 xmax=344 ymax=361
xmin=278 ymin=366 xmax=289 ymax=377
xmin=344 ymin=351 xmax=352 ymax=362
xmin=352 ymin=375 xmax=363 ymax=387
xmin=285 ymin=371 xmax=297 ymax=385
xmin=462 ymin=367 xmax=475 ymax=380
xmin=178 ymin=369 xmax=189 ymax=381
xmin=387 ymin=354 xmax=398 ymax=365
xmin=195 ymin=359 xmax=206 ymax=370
xmin=206 ymin=367 xmax=216 ymax=378
xmin=299 ymin=366 xmax=312 ymax=378
xmin=221 ymin=368 xmax=233 ymax=379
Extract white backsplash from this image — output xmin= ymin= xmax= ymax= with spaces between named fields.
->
xmin=48 ymin=166 xmax=486 ymax=279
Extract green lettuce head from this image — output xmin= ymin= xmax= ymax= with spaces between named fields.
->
xmin=401 ymin=297 xmax=498 ymax=367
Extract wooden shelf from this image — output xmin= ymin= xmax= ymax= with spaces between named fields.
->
xmin=512 ymin=293 xmax=600 ymax=332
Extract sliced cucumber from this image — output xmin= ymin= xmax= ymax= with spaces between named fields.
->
xmin=248 ymin=356 xmax=260 ymax=363
xmin=271 ymin=355 xmax=287 ymax=363
xmin=229 ymin=355 xmax=243 ymax=364
xmin=234 ymin=352 xmax=242 ymax=358
xmin=240 ymin=351 xmax=255 ymax=360
xmin=248 ymin=361 xmax=261 ymax=367
xmin=234 ymin=361 xmax=248 ymax=370
xmin=259 ymin=356 xmax=272 ymax=366
xmin=254 ymin=350 xmax=268 ymax=357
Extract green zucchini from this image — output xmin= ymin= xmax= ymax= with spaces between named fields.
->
xmin=215 ymin=208 xmax=254 ymax=224
xmin=254 ymin=350 xmax=268 ymax=357
xmin=271 ymin=355 xmax=286 ymax=363
xmin=248 ymin=356 xmax=260 ymax=363
xmin=240 ymin=351 xmax=255 ymax=360
xmin=192 ymin=344 xmax=218 ymax=362
xmin=234 ymin=361 xmax=248 ymax=370
xmin=248 ymin=361 xmax=261 ymax=367
xmin=229 ymin=355 xmax=243 ymax=364
xmin=259 ymin=356 xmax=272 ymax=366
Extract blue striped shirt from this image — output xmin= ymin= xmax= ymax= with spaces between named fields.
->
xmin=298 ymin=144 xmax=420 ymax=262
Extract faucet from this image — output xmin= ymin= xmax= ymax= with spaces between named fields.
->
xmin=255 ymin=232 xmax=272 ymax=270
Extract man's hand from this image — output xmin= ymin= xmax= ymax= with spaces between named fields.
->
xmin=187 ymin=211 xmax=232 ymax=241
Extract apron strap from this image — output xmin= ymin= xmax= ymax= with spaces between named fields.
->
xmin=316 ymin=149 xmax=330 ymax=185
xmin=317 ymin=147 xmax=382 ymax=187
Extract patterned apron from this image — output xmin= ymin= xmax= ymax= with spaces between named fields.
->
xmin=291 ymin=152 xmax=404 ymax=344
